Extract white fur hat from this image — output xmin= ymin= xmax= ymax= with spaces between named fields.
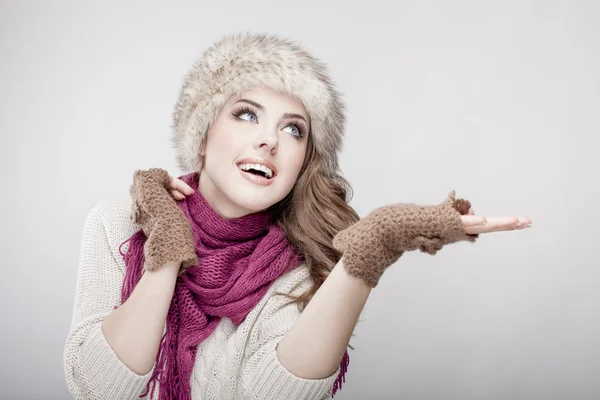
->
xmin=171 ymin=32 xmax=345 ymax=177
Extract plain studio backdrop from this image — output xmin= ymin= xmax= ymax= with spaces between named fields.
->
xmin=1 ymin=1 xmax=598 ymax=399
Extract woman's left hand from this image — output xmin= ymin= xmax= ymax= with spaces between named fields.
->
xmin=461 ymin=208 xmax=532 ymax=235
xmin=167 ymin=174 xmax=195 ymax=200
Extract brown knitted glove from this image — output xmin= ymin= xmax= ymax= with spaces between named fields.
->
xmin=332 ymin=190 xmax=478 ymax=288
xmin=129 ymin=168 xmax=198 ymax=272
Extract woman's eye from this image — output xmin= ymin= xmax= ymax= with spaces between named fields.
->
xmin=284 ymin=125 xmax=300 ymax=137
xmin=239 ymin=112 xmax=257 ymax=123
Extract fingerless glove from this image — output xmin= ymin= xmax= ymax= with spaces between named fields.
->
xmin=333 ymin=190 xmax=478 ymax=287
xmin=129 ymin=168 xmax=198 ymax=272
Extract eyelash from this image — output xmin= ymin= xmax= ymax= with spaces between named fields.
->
xmin=231 ymin=106 xmax=307 ymax=139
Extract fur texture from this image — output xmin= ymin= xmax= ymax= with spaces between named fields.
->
xmin=171 ymin=32 xmax=345 ymax=177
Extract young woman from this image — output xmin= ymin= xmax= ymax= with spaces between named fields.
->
xmin=64 ymin=32 xmax=532 ymax=400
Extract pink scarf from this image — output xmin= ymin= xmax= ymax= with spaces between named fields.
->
xmin=119 ymin=172 xmax=348 ymax=399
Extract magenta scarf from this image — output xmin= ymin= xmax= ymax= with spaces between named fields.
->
xmin=118 ymin=172 xmax=348 ymax=399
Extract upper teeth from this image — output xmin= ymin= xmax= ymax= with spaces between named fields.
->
xmin=238 ymin=163 xmax=274 ymax=179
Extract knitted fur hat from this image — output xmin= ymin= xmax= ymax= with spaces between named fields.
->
xmin=171 ymin=32 xmax=345 ymax=177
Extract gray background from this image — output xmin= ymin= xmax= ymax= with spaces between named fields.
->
xmin=1 ymin=1 xmax=598 ymax=399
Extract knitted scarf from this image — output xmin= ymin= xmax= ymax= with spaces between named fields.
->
xmin=118 ymin=172 xmax=349 ymax=399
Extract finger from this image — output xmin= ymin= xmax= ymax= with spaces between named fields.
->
xmin=488 ymin=216 xmax=532 ymax=230
xmin=461 ymin=215 xmax=487 ymax=227
xmin=466 ymin=216 xmax=532 ymax=234
xmin=512 ymin=216 xmax=533 ymax=231
xmin=518 ymin=216 xmax=532 ymax=226
xmin=169 ymin=176 xmax=195 ymax=195
xmin=471 ymin=216 xmax=519 ymax=234
xmin=171 ymin=189 xmax=185 ymax=201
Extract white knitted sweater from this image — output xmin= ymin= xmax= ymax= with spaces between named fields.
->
xmin=63 ymin=199 xmax=341 ymax=400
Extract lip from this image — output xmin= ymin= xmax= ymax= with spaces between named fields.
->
xmin=236 ymin=157 xmax=278 ymax=176
xmin=238 ymin=167 xmax=275 ymax=186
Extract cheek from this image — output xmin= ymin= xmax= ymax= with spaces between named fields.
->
xmin=293 ymin=141 xmax=308 ymax=171
xmin=283 ymin=145 xmax=307 ymax=180
xmin=292 ymin=153 xmax=305 ymax=174
xmin=206 ymin=122 xmax=244 ymax=161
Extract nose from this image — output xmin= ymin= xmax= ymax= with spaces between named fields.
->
xmin=253 ymin=125 xmax=278 ymax=154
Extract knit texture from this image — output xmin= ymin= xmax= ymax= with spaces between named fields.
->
xmin=333 ymin=191 xmax=478 ymax=288
xmin=129 ymin=168 xmax=198 ymax=271
xmin=64 ymin=199 xmax=342 ymax=400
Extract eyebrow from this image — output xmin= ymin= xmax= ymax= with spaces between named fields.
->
xmin=234 ymin=98 xmax=308 ymax=123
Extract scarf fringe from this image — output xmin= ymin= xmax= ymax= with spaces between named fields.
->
xmin=332 ymin=350 xmax=350 ymax=398
xmin=121 ymin=232 xmax=182 ymax=400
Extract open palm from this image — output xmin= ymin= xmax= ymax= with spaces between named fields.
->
xmin=461 ymin=207 xmax=532 ymax=234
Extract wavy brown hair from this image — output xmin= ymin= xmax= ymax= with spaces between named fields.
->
xmin=268 ymin=131 xmax=360 ymax=311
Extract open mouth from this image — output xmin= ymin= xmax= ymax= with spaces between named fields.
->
xmin=237 ymin=163 xmax=276 ymax=180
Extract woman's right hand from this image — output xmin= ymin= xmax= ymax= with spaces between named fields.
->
xmin=129 ymin=168 xmax=198 ymax=271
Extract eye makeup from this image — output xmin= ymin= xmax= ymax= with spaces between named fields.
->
xmin=231 ymin=106 xmax=307 ymax=139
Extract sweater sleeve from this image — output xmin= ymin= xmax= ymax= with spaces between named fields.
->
xmin=63 ymin=200 xmax=155 ymax=400
xmin=240 ymin=268 xmax=342 ymax=400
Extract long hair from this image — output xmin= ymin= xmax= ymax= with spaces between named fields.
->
xmin=269 ymin=131 xmax=360 ymax=312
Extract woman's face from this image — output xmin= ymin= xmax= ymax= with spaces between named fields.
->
xmin=198 ymin=86 xmax=310 ymax=219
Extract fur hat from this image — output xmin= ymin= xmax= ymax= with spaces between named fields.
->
xmin=171 ymin=32 xmax=345 ymax=177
